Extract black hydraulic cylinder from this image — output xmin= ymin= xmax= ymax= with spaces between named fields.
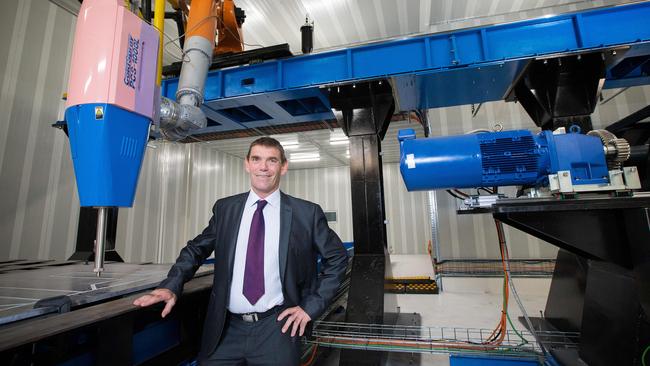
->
xmin=301 ymin=19 xmax=313 ymax=54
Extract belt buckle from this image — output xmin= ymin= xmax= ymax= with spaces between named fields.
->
xmin=242 ymin=313 xmax=259 ymax=322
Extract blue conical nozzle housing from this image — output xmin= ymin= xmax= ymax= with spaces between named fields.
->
xmin=65 ymin=103 xmax=150 ymax=207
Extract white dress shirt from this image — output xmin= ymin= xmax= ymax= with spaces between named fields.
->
xmin=228 ymin=189 xmax=284 ymax=313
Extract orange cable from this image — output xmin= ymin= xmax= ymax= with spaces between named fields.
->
xmin=301 ymin=344 xmax=319 ymax=366
xmin=311 ymin=219 xmax=516 ymax=353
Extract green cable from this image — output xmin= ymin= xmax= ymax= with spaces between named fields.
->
xmin=503 ymin=271 xmax=529 ymax=345
xmin=301 ymin=344 xmax=315 ymax=361
xmin=643 ymin=344 xmax=650 ymax=366
xmin=507 ymin=311 xmax=529 ymax=345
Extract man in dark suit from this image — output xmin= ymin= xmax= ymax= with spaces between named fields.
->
xmin=134 ymin=137 xmax=348 ymax=365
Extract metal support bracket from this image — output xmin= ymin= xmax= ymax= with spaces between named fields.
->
xmin=508 ymin=52 xmax=606 ymax=131
xmin=548 ymin=167 xmax=642 ymax=194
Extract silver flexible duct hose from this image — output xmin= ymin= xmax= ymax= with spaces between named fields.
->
xmin=159 ymin=36 xmax=212 ymax=139
xmin=159 ymin=97 xmax=207 ymax=140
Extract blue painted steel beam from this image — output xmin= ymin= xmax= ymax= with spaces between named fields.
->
xmin=161 ymin=2 xmax=650 ymax=134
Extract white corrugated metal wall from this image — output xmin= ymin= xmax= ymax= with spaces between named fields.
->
xmin=0 ymin=1 xmax=78 ymax=261
xmin=115 ymin=143 xmax=249 ymax=263
xmin=280 ymin=164 xmax=432 ymax=254
xmin=383 ymin=164 xmax=432 ymax=255
xmin=185 ymin=144 xmax=250 ymax=245
xmin=281 ymin=166 xmax=353 ymax=244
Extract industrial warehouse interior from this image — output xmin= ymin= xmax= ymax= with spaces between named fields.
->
xmin=0 ymin=0 xmax=649 ymax=365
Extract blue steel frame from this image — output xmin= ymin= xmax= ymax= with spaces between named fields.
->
xmin=161 ymin=2 xmax=650 ymax=135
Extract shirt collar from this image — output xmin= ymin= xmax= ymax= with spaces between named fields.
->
xmin=246 ymin=189 xmax=281 ymax=208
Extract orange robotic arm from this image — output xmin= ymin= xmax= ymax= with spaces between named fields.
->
xmin=215 ymin=0 xmax=245 ymax=55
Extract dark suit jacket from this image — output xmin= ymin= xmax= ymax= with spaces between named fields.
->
xmin=158 ymin=191 xmax=348 ymax=360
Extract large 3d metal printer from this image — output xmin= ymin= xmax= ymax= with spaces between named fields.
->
xmin=1 ymin=1 xmax=650 ymax=365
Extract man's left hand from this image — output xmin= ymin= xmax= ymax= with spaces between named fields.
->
xmin=277 ymin=306 xmax=311 ymax=337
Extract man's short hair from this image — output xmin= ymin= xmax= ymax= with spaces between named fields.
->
xmin=246 ymin=137 xmax=287 ymax=163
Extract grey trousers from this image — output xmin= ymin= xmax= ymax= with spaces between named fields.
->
xmin=201 ymin=311 xmax=301 ymax=366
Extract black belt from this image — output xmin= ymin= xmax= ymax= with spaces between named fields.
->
xmin=228 ymin=305 xmax=283 ymax=323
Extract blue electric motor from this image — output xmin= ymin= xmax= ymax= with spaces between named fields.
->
xmin=398 ymin=129 xmax=610 ymax=191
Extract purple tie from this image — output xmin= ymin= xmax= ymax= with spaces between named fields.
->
xmin=243 ymin=199 xmax=267 ymax=305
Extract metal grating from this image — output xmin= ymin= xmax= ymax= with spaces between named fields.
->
xmin=277 ymin=97 xmax=330 ymax=116
xmin=216 ymin=105 xmax=272 ymax=123
xmin=309 ymin=320 xmax=578 ymax=359
xmin=436 ymin=259 xmax=555 ymax=278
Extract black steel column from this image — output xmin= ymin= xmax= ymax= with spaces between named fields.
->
xmin=626 ymin=208 xmax=650 ymax=319
xmin=330 ymin=81 xmax=394 ymax=366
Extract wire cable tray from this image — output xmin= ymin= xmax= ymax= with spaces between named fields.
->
xmin=308 ymin=320 xmax=579 ymax=359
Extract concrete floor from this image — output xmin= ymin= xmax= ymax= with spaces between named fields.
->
xmin=386 ymin=254 xmax=551 ymax=330
xmin=337 ymin=254 xmax=551 ymax=366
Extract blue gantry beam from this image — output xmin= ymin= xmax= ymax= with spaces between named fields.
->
xmin=161 ymin=1 xmax=650 ymax=135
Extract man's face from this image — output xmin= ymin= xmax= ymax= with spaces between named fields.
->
xmin=245 ymin=144 xmax=288 ymax=198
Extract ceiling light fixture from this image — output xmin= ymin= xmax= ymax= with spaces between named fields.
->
xmin=271 ymin=134 xmax=301 ymax=150
xmin=329 ymin=130 xmax=349 ymax=145
xmin=290 ymin=152 xmax=320 ymax=159
xmin=290 ymin=157 xmax=321 ymax=163
xmin=290 ymin=152 xmax=320 ymax=162
xmin=280 ymin=141 xmax=300 ymax=150
xmin=329 ymin=139 xmax=349 ymax=145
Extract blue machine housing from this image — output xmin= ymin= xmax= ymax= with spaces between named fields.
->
xmin=65 ymin=103 xmax=150 ymax=207
xmin=398 ymin=129 xmax=609 ymax=191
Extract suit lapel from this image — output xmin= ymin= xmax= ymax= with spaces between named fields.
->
xmin=226 ymin=194 xmax=247 ymax=278
xmin=279 ymin=192 xmax=292 ymax=284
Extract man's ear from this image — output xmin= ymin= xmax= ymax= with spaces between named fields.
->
xmin=280 ymin=161 xmax=289 ymax=176
xmin=244 ymin=158 xmax=251 ymax=173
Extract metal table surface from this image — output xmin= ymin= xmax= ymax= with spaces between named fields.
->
xmin=493 ymin=195 xmax=650 ymax=213
xmin=0 ymin=260 xmax=212 ymax=326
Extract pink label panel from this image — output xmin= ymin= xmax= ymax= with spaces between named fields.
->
xmin=108 ymin=6 xmax=158 ymax=119
xmin=66 ymin=0 xmax=158 ymax=120
xmin=109 ymin=6 xmax=141 ymax=113
xmin=66 ymin=0 xmax=122 ymax=107
xmin=134 ymin=23 xmax=159 ymax=119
